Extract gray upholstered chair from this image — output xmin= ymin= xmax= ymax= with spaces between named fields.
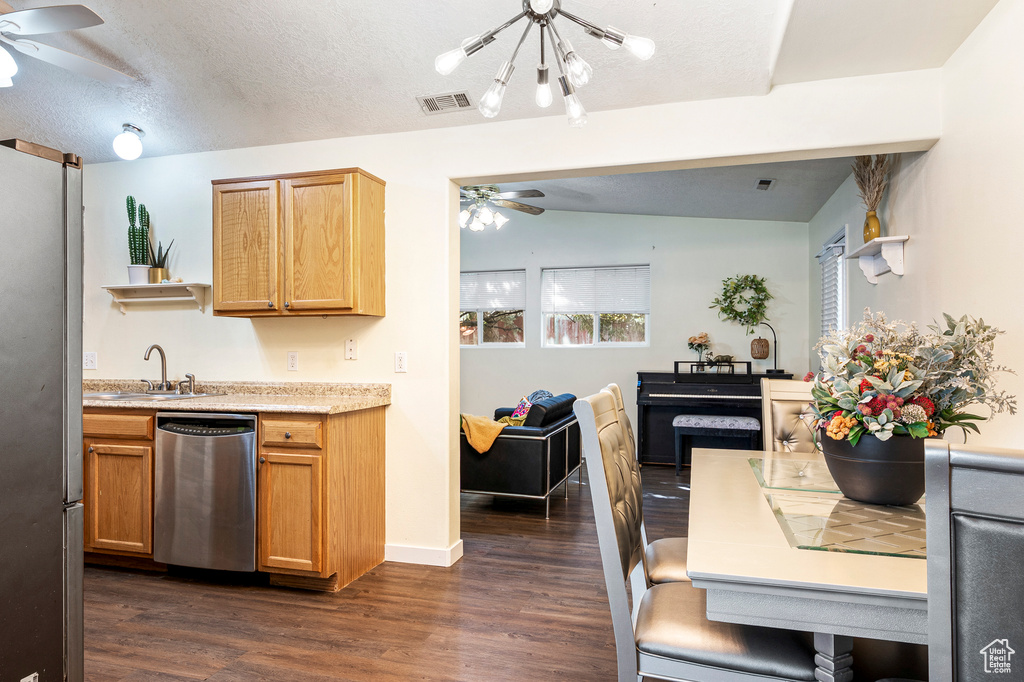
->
xmin=602 ymin=384 xmax=689 ymax=588
xmin=575 ymin=391 xmax=817 ymax=682
xmin=926 ymin=440 xmax=1024 ymax=680
xmin=760 ymin=378 xmax=817 ymax=453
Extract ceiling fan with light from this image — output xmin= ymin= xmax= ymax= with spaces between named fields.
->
xmin=460 ymin=185 xmax=546 ymax=231
xmin=0 ymin=2 xmax=134 ymax=87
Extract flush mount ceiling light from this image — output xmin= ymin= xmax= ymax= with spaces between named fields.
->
xmin=435 ymin=0 xmax=655 ymax=128
xmin=0 ymin=44 xmax=17 ymax=87
xmin=112 ymin=123 xmax=144 ymax=161
xmin=459 ymin=185 xmax=546 ymax=231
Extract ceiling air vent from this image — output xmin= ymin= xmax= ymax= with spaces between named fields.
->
xmin=755 ymin=178 xmax=776 ymax=191
xmin=417 ymin=92 xmax=474 ymax=116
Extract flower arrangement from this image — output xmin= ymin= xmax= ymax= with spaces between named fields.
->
xmin=851 ymin=155 xmax=893 ymax=213
xmin=687 ymin=332 xmax=710 ymax=361
xmin=810 ymin=310 xmax=1016 ymax=445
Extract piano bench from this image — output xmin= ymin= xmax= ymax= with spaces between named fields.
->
xmin=672 ymin=415 xmax=761 ymax=475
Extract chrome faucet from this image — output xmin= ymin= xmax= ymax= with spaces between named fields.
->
xmin=143 ymin=344 xmax=172 ymax=391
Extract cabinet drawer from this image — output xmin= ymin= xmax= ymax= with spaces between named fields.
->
xmin=262 ymin=418 xmax=323 ymax=449
xmin=83 ymin=413 xmax=154 ymax=440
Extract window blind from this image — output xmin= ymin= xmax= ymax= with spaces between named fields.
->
xmin=541 ymin=265 xmax=651 ymax=314
xmin=817 ymin=230 xmax=846 ymax=338
xmin=460 ymin=270 xmax=526 ymax=310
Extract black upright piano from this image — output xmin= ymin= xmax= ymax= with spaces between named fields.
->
xmin=636 ymin=365 xmax=793 ymax=465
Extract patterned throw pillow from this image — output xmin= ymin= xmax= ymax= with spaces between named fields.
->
xmin=511 ymin=396 xmax=532 ymax=419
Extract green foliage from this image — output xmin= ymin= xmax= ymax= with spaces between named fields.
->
xmin=710 ymin=274 xmax=772 ymax=334
xmin=126 ymin=196 xmax=151 ymax=265
xmin=148 ymin=237 xmax=174 ymax=269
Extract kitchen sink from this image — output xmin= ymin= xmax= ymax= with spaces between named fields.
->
xmin=84 ymin=391 xmax=225 ymax=401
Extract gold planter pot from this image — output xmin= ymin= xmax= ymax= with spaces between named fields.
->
xmin=863 ymin=210 xmax=881 ymax=243
xmin=148 ymin=267 xmax=169 ymax=283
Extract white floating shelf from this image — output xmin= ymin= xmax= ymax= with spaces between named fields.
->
xmin=846 ymin=236 xmax=909 ymax=284
xmin=102 ymin=283 xmax=211 ymax=314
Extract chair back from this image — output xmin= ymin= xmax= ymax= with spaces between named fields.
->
xmin=574 ymin=391 xmax=644 ymax=680
xmin=926 ymin=440 xmax=1024 ymax=680
xmin=603 ymin=383 xmax=637 ymax=463
xmin=761 ymin=378 xmax=816 ymax=452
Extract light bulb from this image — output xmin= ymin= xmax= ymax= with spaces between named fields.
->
xmin=493 ymin=212 xmax=509 ymax=229
xmin=459 ymin=209 xmax=472 ymax=228
xmin=622 ymin=34 xmax=656 ymax=60
xmin=0 ymin=45 xmax=17 ymax=81
xmin=477 ymin=205 xmax=494 ymax=225
xmin=435 ymin=47 xmax=467 ymax=75
xmin=112 ymin=124 xmax=144 ymax=161
xmin=469 ymin=218 xmax=485 ymax=232
xmin=564 ymin=93 xmax=588 ymax=128
xmin=535 ymin=64 xmax=552 ymax=108
xmin=529 ymin=0 xmax=554 ymax=13
xmin=478 ymin=81 xmax=506 ymax=118
xmin=565 ymin=51 xmax=593 ymax=87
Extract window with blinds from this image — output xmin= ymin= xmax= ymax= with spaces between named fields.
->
xmin=817 ymin=229 xmax=846 ymax=341
xmin=459 ymin=270 xmax=526 ymax=346
xmin=540 ymin=265 xmax=650 ymax=346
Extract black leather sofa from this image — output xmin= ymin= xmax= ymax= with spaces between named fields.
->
xmin=460 ymin=393 xmax=582 ymax=518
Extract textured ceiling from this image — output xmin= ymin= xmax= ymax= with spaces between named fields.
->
xmin=483 ymin=157 xmax=854 ymax=222
xmin=0 ymin=0 xmax=999 ymax=164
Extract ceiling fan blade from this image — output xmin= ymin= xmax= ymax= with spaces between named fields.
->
xmin=495 ymin=189 xmax=545 ymax=200
xmin=493 ymin=199 xmax=545 ymax=216
xmin=0 ymin=35 xmax=133 ymax=85
xmin=0 ymin=5 xmax=102 ymax=35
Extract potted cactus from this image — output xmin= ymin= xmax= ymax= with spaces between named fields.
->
xmin=126 ymin=196 xmax=151 ymax=284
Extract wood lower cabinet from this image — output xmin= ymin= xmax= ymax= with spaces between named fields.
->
xmin=257 ymin=408 xmax=385 ymax=591
xmin=212 ymin=168 xmax=385 ymax=318
xmin=258 ymin=451 xmax=324 ymax=573
xmin=83 ymin=410 xmax=155 ymax=557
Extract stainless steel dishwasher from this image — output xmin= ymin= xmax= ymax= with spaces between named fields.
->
xmin=154 ymin=412 xmax=258 ymax=571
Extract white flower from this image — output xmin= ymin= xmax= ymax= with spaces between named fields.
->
xmin=900 ymin=404 xmax=927 ymax=424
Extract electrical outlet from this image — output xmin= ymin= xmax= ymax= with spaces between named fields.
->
xmin=287 ymin=351 xmax=298 ymax=371
xmin=394 ymin=351 xmax=408 ymax=373
xmin=345 ymin=339 xmax=357 ymax=360
xmin=21 ymin=673 xmax=39 ymax=682
xmin=83 ymin=352 xmax=97 ymax=370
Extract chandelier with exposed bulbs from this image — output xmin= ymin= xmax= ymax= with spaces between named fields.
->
xmin=435 ymin=0 xmax=655 ymax=127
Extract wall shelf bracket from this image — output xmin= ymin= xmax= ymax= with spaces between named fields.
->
xmin=102 ymin=283 xmax=211 ymax=314
xmin=846 ymin=236 xmax=909 ymax=284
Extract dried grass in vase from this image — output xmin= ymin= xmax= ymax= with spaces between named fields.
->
xmin=852 ymin=154 xmax=893 ymax=211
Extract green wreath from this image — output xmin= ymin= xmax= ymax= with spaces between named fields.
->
xmin=710 ymin=274 xmax=773 ymax=334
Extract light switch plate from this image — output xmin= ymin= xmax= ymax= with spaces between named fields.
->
xmin=83 ymin=352 xmax=97 ymax=370
xmin=345 ymin=339 xmax=357 ymax=360
xmin=287 ymin=351 xmax=298 ymax=371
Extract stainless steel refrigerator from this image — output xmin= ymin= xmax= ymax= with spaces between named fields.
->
xmin=0 ymin=139 xmax=84 ymax=681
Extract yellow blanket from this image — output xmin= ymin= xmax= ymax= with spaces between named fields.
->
xmin=461 ymin=414 xmax=506 ymax=454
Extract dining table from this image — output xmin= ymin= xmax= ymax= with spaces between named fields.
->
xmin=685 ymin=447 xmax=928 ymax=682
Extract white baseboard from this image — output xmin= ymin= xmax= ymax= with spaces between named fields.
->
xmin=384 ymin=540 xmax=464 ymax=567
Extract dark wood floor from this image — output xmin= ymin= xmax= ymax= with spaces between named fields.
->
xmin=84 ymin=465 xmax=691 ymax=681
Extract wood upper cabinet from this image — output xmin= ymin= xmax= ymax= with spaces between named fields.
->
xmin=212 ymin=168 xmax=385 ymax=317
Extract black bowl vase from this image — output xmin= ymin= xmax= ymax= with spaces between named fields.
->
xmin=819 ymin=431 xmax=926 ymax=506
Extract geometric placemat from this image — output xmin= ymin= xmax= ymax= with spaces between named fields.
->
xmin=765 ymin=492 xmax=927 ymax=559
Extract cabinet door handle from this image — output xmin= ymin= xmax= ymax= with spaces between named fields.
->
xmin=259 ymin=457 xmax=266 ymax=464
xmin=267 ymin=301 xmax=273 ymax=308
xmin=284 ymin=432 xmax=291 ymax=439
xmin=284 ymin=301 xmax=290 ymax=309
xmin=87 ymin=446 xmax=93 ymax=453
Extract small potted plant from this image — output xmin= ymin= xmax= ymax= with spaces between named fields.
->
xmin=147 ymin=237 xmax=174 ymax=283
xmin=852 ymin=154 xmax=893 ymax=243
xmin=809 ymin=309 xmax=1016 ymax=505
xmin=126 ymin=196 xmax=151 ymax=284
xmin=687 ymin=331 xmax=711 ymax=363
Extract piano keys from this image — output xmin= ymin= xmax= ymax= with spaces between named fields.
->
xmin=636 ymin=368 xmax=793 ymax=465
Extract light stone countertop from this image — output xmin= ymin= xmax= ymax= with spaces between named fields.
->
xmin=83 ymin=379 xmax=391 ymax=415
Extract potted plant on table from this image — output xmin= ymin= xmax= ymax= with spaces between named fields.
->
xmin=809 ymin=310 xmax=1016 ymax=505
xmin=126 ymin=195 xmax=151 ymax=284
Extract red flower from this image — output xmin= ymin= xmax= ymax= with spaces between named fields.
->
xmin=803 ymin=372 xmax=815 ymax=382
xmin=859 ymin=379 xmax=873 ymax=393
xmin=856 ymin=344 xmax=867 ymax=354
xmin=864 ymin=334 xmax=875 ymax=343
xmin=866 ymin=396 xmax=887 ymax=416
xmin=912 ymin=396 xmax=936 ymax=417
xmin=875 ymin=350 xmax=884 ymax=358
